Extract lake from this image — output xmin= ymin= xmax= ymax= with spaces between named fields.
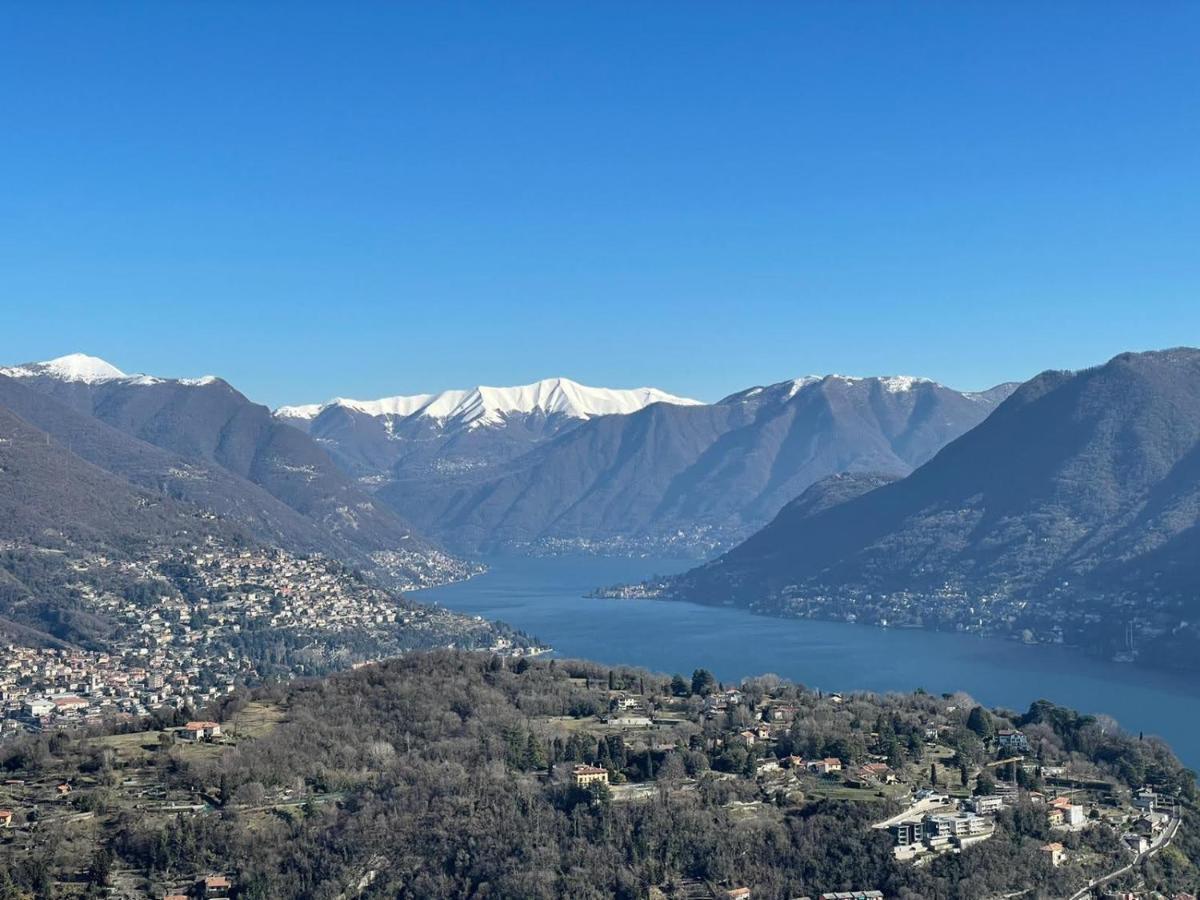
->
xmin=415 ymin=555 xmax=1200 ymax=767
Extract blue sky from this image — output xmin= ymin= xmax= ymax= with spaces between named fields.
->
xmin=3 ymin=3 xmax=1199 ymax=407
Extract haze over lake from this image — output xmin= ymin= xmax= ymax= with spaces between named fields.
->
xmin=417 ymin=555 xmax=1200 ymax=767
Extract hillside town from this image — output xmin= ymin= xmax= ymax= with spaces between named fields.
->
xmin=0 ymin=651 xmax=1195 ymax=898
xmin=547 ymin=674 xmax=1193 ymax=899
xmin=763 ymin=580 xmax=1166 ymax=667
xmin=611 ymin=574 xmax=1174 ymax=670
xmin=0 ymin=540 xmax=541 ymax=739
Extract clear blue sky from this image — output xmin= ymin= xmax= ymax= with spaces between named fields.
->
xmin=3 ymin=4 xmax=1199 ymax=407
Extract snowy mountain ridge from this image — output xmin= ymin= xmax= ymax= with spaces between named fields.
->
xmin=1 ymin=353 xmax=128 ymax=384
xmin=718 ymin=373 xmax=945 ymax=405
xmin=1 ymin=353 xmax=222 ymax=389
xmin=277 ymin=377 xmax=701 ymax=429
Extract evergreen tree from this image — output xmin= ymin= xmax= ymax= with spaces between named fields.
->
xmin=86 ymin=846 xmax=112 ymax=888
xmin=966 ymin=705 xmax=995 ymax=742
xmin=691 ymin=668 xmax=717 ymax=697
xmin=524 ymin=734 xmax=547 ymax=770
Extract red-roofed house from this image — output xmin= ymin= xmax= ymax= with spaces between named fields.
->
xmin=202 ymin=874 xmax=232 ymax=897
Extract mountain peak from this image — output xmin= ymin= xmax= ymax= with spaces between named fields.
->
xmin=0 ymin=354 xmax=241 ymax=392
xmin=277 ymin=377 xmax=702 ymax=427
xmin=1 ymin=353 xmax=127 ymax=383
xmin=720 ymin=373 xmax=941 ymax=405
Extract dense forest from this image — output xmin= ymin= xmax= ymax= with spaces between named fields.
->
xmin=1 ymin=651 xmax=1197 ymax=899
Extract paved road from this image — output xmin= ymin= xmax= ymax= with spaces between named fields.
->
xmin=1067 ymin=812 xmax=1180 ymax=900
xmin=872 ymin=795 xmax=954 ymax=830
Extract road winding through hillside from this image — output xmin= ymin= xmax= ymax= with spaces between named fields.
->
xmin=1067 ymin=812 xmax=1180 ymax=900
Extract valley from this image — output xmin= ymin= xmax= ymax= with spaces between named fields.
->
xmin=8 ymin=11 xmax=1197 ymax=896
xmin=656 ymin=350 xmax=1200 ymax=676
xmin=3 ymin=348 xmax=1200 ymax=899
xmin=271 ymin=371 xmax=1010 ymax=556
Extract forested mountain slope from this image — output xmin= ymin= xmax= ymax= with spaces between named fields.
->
xmin=3 ymin=357 xmax=471 ymax=587
xmin=379 ymin=375 xmax=1015 ymax=555
xmin=665 ymin=349 xmax=1200 ymax=669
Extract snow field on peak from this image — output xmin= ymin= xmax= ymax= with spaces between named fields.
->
xmin=279 ymin=377 xmax=701 ymax=427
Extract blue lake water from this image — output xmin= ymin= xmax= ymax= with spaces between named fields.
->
xmin=415 ymin=555 xmax=1200 ymax=767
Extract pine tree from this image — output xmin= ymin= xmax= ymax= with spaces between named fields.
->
xmin=524 ymin=733 xmax=547 ymax=770
xmin=87 ymin=847 xmax=113 ymax=888
xmin=966 ymin=706 xmax=994 ymax=742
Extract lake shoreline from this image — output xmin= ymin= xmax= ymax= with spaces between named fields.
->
xmin=416 ymin=555 xmax=1200 ymax=767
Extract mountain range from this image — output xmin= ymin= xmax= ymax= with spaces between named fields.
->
xmin=2 ymin=354 xmax=1019 ymax=575
xmin=0 ymin=354 xmax=472 ymax=589
xmin=7 ymin=346 xmax=1200 ymax=671
xmin=276 ymin=377 xmax=701 ymax=479
xmin=660 ymin=348 xmax=1200 ymax=669
xmin=365 ymin=374 xmax=1018 ymax=554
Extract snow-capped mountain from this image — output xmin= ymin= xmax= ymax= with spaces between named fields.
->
xmin=0 ymin=353 xmax=222 ymax=388
xmin=276 ymin=377 xmax=701 ymax=478
xmin=277 ymin=377 xmax=699 ymax=429
xmin=0 ymin=353 xmax=473 ymax=588
xmin=5 ymin=355 xmax=1016 ymax=561
xmin=663 ymin=349 xmax=1200 ymax=670
xmin=1 ymin=352 xmax=128 ymax=384
xmin=717 ymin=373 xmax=942 ymax=405
xmin=376 ymin=373 xmax=1020 ymax=556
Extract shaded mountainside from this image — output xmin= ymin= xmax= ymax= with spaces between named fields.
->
xmin=3 ymin=362 xmax=473 ymax=587
xmin=665 ymin=349 xmax=1200 ymax=669
xmin=278 ymin=376 xmax=700 ymax=479
xmin=775 ymin=471 xmax=903 ymax=520
xmin=0 ymin=387 xmax=531 ymax=660
xmin=378 ymin=375 xmax=1015 ymax=555
xmin=0 ymin=401 xmax=234 ymax=552
xmin=0 ymin=374 xmax=371 ymax=563
xmin=291 ymin=398 xmax=592 ymax=478
xmin=0 ymin=400 xmax=251 ymax=648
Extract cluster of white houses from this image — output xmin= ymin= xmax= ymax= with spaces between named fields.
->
xmin=1 ymin=542 xmax=526 ymax=739
xmin=0 ymin=640 xmax=249 ymax=737
xmin=888 ymin=782 xmax=1174 ymax=867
